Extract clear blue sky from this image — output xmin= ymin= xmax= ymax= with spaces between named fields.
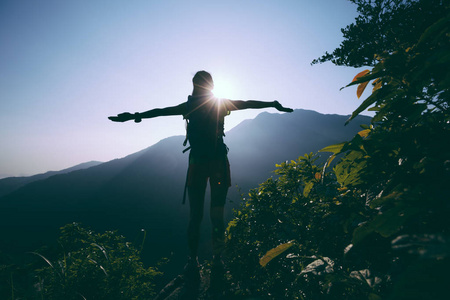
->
xmin=0 ymin=0 xmax=366 ymax=178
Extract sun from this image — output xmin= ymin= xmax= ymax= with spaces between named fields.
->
xmin=212 ymin=78 xmax=235 ymax=99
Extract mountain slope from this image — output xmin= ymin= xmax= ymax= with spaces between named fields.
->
xmin=227 ymin=110 xmax=368 ymax=190
xmin=0 ymin=161 xmax=103 ymax=197
xmin=0 ymin=109 xmax=371 ymax=274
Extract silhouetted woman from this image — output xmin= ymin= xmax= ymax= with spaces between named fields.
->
xmin=109 ymin=70 xmax=292 ymax=281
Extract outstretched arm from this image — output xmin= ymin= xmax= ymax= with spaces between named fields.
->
xmin=228 ymin=100 xmax=293 ymax=113
xmin=108 ymin=102 xmax=186 ymax=123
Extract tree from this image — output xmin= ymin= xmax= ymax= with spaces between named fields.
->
xmin=312 ymin=0 xmax=448 ymax=67
xmin=226 ymin=0 xmax=450 ymax=299
xmin=317 ymin=0 xmax=450 ymax=297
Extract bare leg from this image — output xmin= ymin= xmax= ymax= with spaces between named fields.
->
xmin=210 ymin=183 xmax=228 ymax=257
xmin=209 ymin=183 xmax=228 ymax=293
xmin=187 ymin=182 xmax=207 ymax=258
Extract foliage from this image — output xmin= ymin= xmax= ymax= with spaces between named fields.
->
xmin=259 ymin=241 xmax=294 ymax=267
xmin=312 ymin=0 xmax=447 ymax=67
xmin=0 ymin=254 xmax=39 ymax=300
xmin=320 ymin=0 xmax=450 ymax=297
xmin=226 ymin=154 xmax=373 ymax=299
xmin=227 ymin=0 xmax=449 ymax=299
xmin=1 ymin=223 xmax=161 ymax=300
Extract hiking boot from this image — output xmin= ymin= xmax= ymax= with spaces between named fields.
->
xmin=183 ymin=256 xmax=200 ymax=283
xmin=210 ymin=255 xmax=226 ymax=294
xmin=211 ymin=255 xmax=225 ymax=275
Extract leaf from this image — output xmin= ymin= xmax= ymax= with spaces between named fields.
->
xmin=372 ymin=78 xmax=383 ymax=92
xmin=352 ymin=69 xmax=370 ymax=83
xmin=303 ymin=181 xmax=314 ymax=197
xmin=358 ymin=129 xmax=370 ymax=138
xmin=346 ymin=88 xmax=382 ymax=124
xmin=320 ymin=142 xmax=353 ymax=169
xmin=357 ymin=81 xmax=370 ymax=98
xmin=341 ymin=69 xmax=386 ymax=90
xmin=324 ymin=154 xmax=337 ymax=169
xmin=300 ymin=257 xmax=335 ymax=275
xmin=352 ymin=204 xmax=422 ymax=244
xmin=315 ymin=172 xmax=322 ymax=181
xmin=30 ymin=252 xmax=54 ymax=269
xmin=91 ymin=243 xmax=109 ymax=261
xmin=417 ymin=16 xmax=449 ymax=47
xmin=368 ymin=106 xmax=381 ymax=112
xmin=334 ymin=150 xmax=366 ymax=187
xmin=260 ymin=241 xmax=294 ymax=267
xmin=319 ymin=142 xmax=346 ymax=155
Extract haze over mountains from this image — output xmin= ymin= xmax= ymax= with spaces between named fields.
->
xmin=0 ymin=161 xmax=103 ymax=197
xmin=0 ymin=109 xmax=371 ymax=275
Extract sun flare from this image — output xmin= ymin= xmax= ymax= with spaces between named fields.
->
xmin=212 ymin=78 xmax=235 ymax=99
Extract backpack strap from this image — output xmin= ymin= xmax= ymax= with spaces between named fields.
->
xmin=182 ymin=96 xmax=192 ymax=204
xmin=182 ymin=146 xmax=191 ymax=154
xmin=182 ymin=116 xmax=190 ymax=153
xmin=182 ymin=165 xmax=189 ymax=204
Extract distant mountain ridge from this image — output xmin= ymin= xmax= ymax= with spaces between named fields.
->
xmin=0 ymin=109 xmax=371 ymax=276
xmin=0 ymin=161 xmax=103 ymax=198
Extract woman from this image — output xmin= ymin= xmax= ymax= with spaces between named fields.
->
xmin=109 ymin=70 xmax=293 ymax=280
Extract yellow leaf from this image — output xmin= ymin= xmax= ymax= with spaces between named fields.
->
xmin=320 ymin=142 xmax=346 ymax=154
xmin=358 ymin=129 xmax=370 ymax=138
xmin=357 ymin=81 xmax=370 ymax=98
xmin=351 ymin=69 xmax=370 ymax=83
xmin=374 ymin=54 xmax=383 ymax=61
xmin=372 ymin=78 xmax=383 ymax=92
xmin=303 ymin=182 xmax=314 ymax=198
xmin=315 ymin=172 xmax=322 ymax=181
xmin=259 ymin=241 xmax=294 ymax=267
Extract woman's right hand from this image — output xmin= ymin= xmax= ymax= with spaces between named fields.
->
xmin=108 ymin=112 xmax=134 ymax=122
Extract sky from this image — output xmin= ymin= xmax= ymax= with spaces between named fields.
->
xmin=0 ymin=0 xmax=368 ymax=178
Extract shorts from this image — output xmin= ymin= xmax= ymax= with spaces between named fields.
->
xmin=187 ymin=156 xmax=231 ymax=189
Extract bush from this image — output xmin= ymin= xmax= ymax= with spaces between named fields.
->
xmin=32 ymin=223 xmax=161 ymax=300
xmin=226 ymin=1 xmax=449 ymax=298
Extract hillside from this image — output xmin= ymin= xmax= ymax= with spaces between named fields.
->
xmin=0 ymin=109 xmax=371 ymax=276
xmin=0 ymin=161 xmax=103 ymax=197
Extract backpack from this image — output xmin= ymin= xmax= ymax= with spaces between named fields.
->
xmin=181 ymin=94 xmax=229 ymax=204
xmin=182 ymin=94 xmax=228 ymax=157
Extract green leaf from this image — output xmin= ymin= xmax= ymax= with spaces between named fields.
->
xmin=30 ymin=252 xmax=55 ymax=269
xmin=369 ymin=189 xmax=403 ymax=208
xmin=319 ymin=142 xmax=346 ymax=155
xmin=303 ymin=181 xmax=314 ymax=197
xmin=346 ymin=88 xmax=382 ymax=124
xmin=375 ymin=205 xmax=421 ymax=238
xmin=369 ymin=293 xmax=383 ymax=300
xmin=417 ymin=16 xmax=449 ymax=47
xmin=334 ymin=150 xmax=366 ymax=187
xmin=352 ymin=204 xmax=422 ymax=244
xmin=260 ymin=241 xmax=294 ymax=267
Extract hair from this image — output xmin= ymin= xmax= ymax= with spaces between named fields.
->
xmin=192 ymin=70 xmax=214 ymax=91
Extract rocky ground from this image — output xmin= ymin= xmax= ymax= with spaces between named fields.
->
xmin=154 ymin=264 xmax=260 ymax=300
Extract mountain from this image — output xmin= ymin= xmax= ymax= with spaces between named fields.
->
xmin=0 ymin=161 xmax=103 ymax=198
xmin=0 ymin=109 xmax=371 ymax=276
